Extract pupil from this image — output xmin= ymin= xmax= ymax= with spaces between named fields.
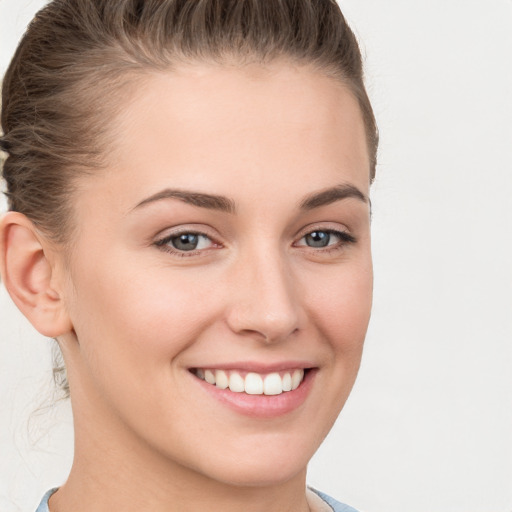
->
xmin=306 ymin=231 xmax=330 ymax=247
xmin=172 ymin=233 xmax=199 ymax=251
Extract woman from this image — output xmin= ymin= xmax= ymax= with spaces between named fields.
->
xmin=0 ymin=1 xmax=378 ymax=511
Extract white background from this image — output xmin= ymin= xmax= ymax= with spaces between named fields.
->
xmin=1 ymin=1 xmax=511 ymax=511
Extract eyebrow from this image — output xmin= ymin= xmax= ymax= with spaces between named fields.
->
xmin=133 ymin=188 xmax=236 ymax=213
xmin=299 ymin=184 xmax=368 ymax=210
xmin=132 ymin=183 xmax=368 ymax=215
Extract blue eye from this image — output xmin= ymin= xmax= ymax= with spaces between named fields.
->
xmin=157 ymin=232 xmax=214 ymax=252
xmin=304 ymin=231 xmax=332 ymax=248
xmin=297 ymin=229 xmax=356 ymax=249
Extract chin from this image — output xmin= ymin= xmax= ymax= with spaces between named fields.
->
xmin=204 ymin=458 xmax=308 ymax=488
xmin=184 ymin=434 xmax=317 ymax=489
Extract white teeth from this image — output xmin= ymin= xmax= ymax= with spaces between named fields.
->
xmin=291 ymin=369 xmax=304 ymax=390
xmin=215 ymin=370 xmax=229 ymax=389
xmin=204 ymin=369 xmax=215 ymax=385
xmin=245 ymin=373 xmax=263 ymax=395
xmin=195 ymin=368 xmax=307 ymax=395
xmin=263 ymin=373 xmax=283 ymax=395
xmin=282 ymin=372 xmax=292 ymax=392
xmin=228 ymin=372 xmax=245 ymax=393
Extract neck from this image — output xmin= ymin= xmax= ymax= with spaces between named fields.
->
xmin=50 ymin=407 xmax=310 ymax=512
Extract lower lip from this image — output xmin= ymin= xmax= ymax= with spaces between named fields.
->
xmin=192 ymin=370 xmax=316 ymax=418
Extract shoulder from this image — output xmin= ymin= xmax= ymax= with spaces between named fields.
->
xmin=309 ymin=487 xmax=360 ymax=512
xmin=35 ymin=488 xmax=58 ymax=512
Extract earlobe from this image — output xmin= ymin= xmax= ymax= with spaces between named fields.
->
xmin=0 ymin=212 xmax=73 ymax=337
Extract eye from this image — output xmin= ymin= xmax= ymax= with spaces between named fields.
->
xmin=155 ymin=231 xmax=215 ymax=253
xmin=295 ymin=229 xmax=356 ymax=249
xmin=303 ymin=230 xmax=333 ymax=248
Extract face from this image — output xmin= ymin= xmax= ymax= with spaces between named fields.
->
xmin=59 ymin=61 xmax=373 ymax=487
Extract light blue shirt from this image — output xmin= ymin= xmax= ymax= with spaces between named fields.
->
xmin=35 ymin=488 xmax=58 ymax=512
xmin=36 ymin=487 xmax=359 ymax=512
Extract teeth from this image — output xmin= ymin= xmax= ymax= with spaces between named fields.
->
xmin=263 ymin=373 xmax=283 ymax=395
xmin=282 ymin=372 xmax=292 ymax=392
xmin=291 ymin=369 xmax=304 ymax=391
xmin=215 ymin=370 xmax=229 ymax=389
xmin=195 ymin=368 xmax=306 ymax=395
xmin=245 ymin=373 xmax=263 ymax=395
xmin=204 ymin=369 xmax=215 ymax=384
xmin=228 ymin=372 xmax=245 ymax=393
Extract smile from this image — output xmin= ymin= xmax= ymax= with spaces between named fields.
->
xmin=192 ymin=368 xmax=306 ymax=395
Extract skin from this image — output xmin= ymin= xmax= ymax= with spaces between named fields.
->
xmin=0 ymin=61 xmax=372 ymax=512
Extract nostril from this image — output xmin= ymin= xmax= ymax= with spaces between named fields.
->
xmin=237 ymin=325 xmax=299 ymax=345
xmin=225 ymin=263 xmax=301 ymax=343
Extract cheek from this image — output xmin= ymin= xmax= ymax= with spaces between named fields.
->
xmin=306 ymin=258 xmax=373 ymax=352
xmin=67 ymin=256 xmax=223 ymax=378
xmin=290 ymin=259 xmax=373 ymax=446
xmin=63 ymin=257 xmax=226 ymax=435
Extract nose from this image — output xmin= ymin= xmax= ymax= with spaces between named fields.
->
xmin=225 ymin=247 xmax=301 ymax=344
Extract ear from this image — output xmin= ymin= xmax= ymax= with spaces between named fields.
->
xmin=0 ymin=212 xmax=73 ymax=337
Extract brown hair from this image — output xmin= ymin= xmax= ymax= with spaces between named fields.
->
xmin=1 ymin=0 xmax=378 ymax=244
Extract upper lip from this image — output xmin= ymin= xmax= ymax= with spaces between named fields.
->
xmin=188 ymin=361 xmax=315 ymax=373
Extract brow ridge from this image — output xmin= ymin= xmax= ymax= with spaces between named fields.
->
xmin=133 ymin=188 xmax=236 ymax=213
xmin=299 ymin=184 xmax=368 ymax=210
xmin=133 ymin=183 xmax=367 ymax=215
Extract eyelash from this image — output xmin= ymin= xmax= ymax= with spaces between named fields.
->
xmin=294 ymin=228 xmax=357 ymax=252
xmin=154 ymin=230 xmax=219 ymax=257
xmin=154 ymin=227 xmax=357 ymax=257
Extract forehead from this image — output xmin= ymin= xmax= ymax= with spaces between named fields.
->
xmin=83 ymin=61 xmax=370 ymax=211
